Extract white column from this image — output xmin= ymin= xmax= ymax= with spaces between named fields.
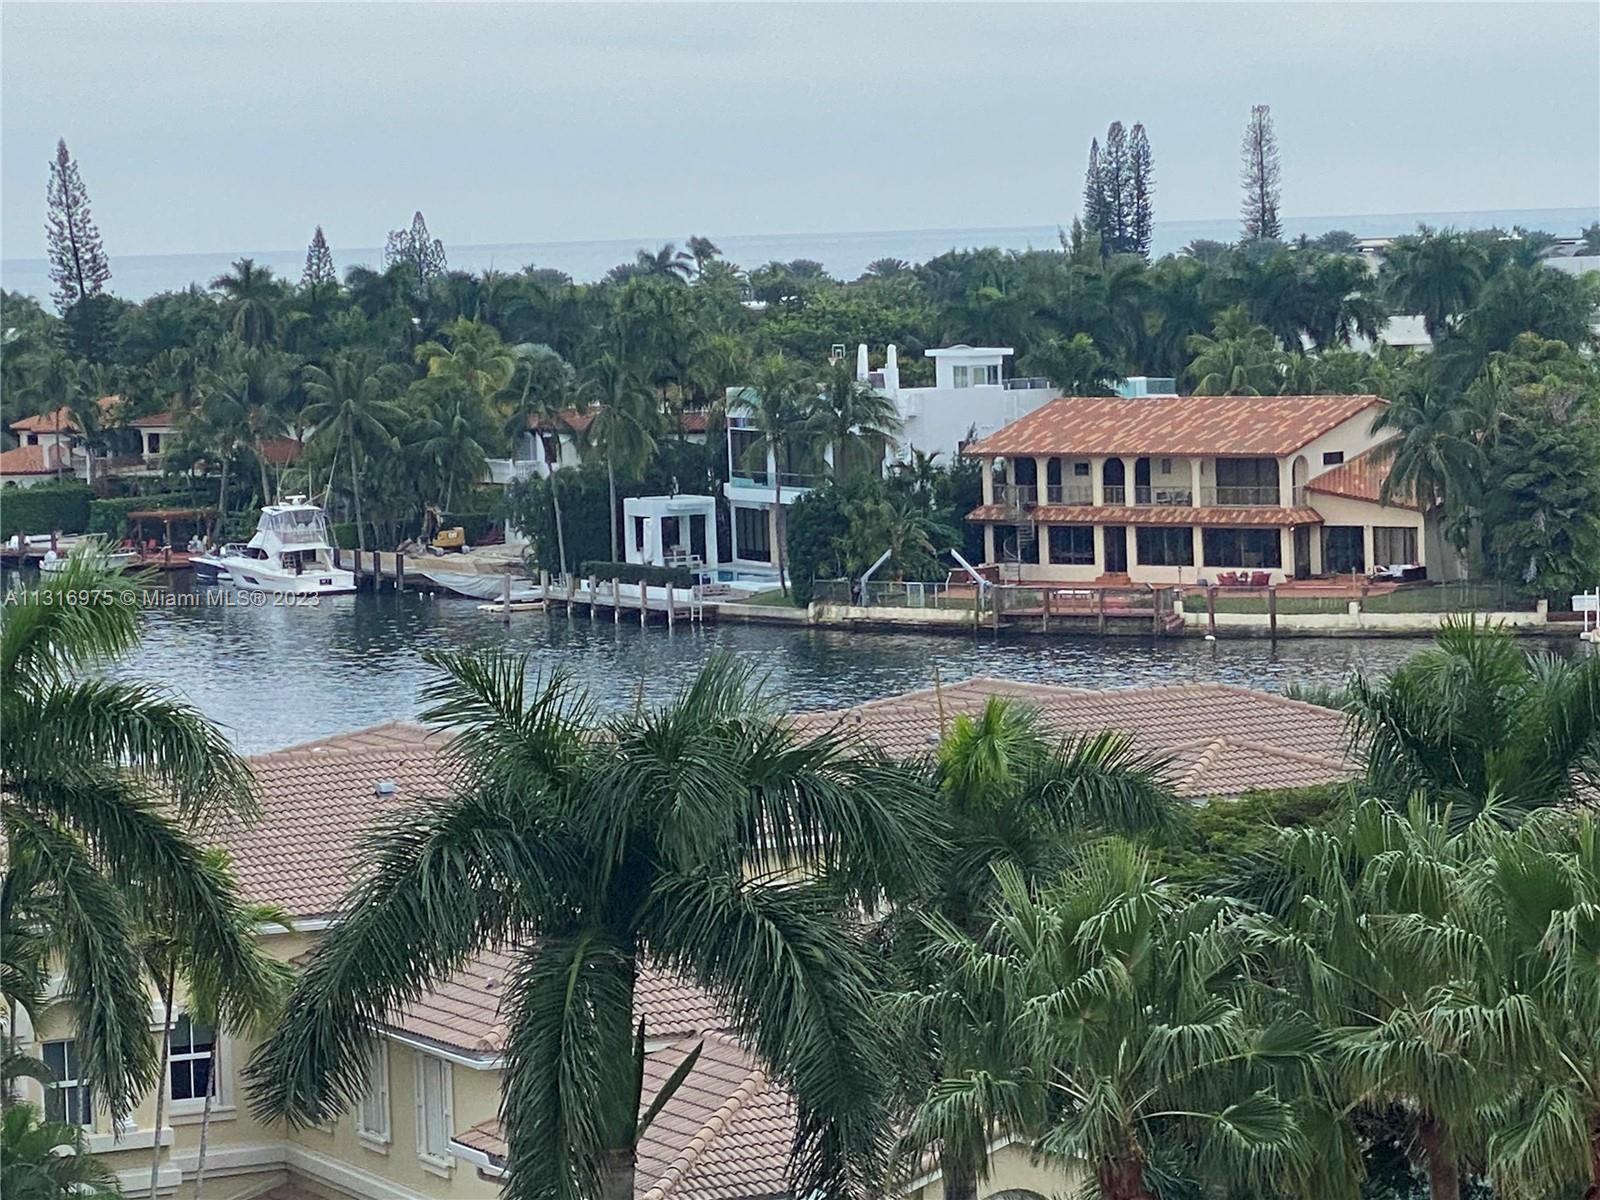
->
xmin=1190 ymin=457 xmax=1203 ymax=505
xmin=1034 ymin=456 xmax=1049 ymax=503
xmin=703 ymin=509 xmax=720 ymax=570
xmin=1038 ymin=524 xmax=1050 ymax=568
xmin=1121 ymin=457 xmax=1135 ymax=504
xmin=1192 ymin=525 xmax=1205 ymax=571
xmin=1309 ymin=526 xmax=1323 ymax=575
xmin=1278 ymin=527 xmax=1294 ymax=579
xmin=984 ymin=524 xmax=996 ymax=562
xmin=1278 ymin=458 xmax=1293 ymax=508
xmin=1362 ymin=524 xmax=1375 ymax=572
xmin=981 ymin=458 xmax=995 ymax=505
xmin=1090 ymin=456 xmax=1105 ymax=505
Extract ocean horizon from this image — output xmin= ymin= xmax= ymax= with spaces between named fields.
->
xmin=3 ymin=206 xmax=1594 ymax=305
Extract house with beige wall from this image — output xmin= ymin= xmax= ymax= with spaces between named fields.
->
xmin=962 ymin=393 xmax=1453 ymax=586
xmin=20 ymin=682 xmax=1353 ymax=1200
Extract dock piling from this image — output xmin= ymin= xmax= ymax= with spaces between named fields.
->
xmin=588 ymin=574 xmax=598 ymax=620
xmin=613 ymin=579 xmax=621 ymax=624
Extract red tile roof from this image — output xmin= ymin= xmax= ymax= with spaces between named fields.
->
xmin=453 ymin=1033 xmax=793 ymax=1200
xmin=526 ymin=408 xmax=593 ymax=434
xmin=1305 ymin=444 xmax=1418 ymax=511
xmin=9 ymin=407 xmax=79 ymax=436
xmin=127 ymin=410 xmax=179 ymax=429
xmin=258 ymin=435 xmax=303 ymax=466
xmin=0 ymin=443 xmax=72 ymax=476
xmin=962 ymin=394 xmax=1385 ymax=458
xmin=966 ymin=504 xmax=1324 ymax=527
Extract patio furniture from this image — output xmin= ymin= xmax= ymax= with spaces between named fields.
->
xmin=1250 ymin=571 xmax=1270 ymax=586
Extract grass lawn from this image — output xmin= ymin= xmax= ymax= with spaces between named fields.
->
xmin=729 ymin=587 xmax=795 ymax=607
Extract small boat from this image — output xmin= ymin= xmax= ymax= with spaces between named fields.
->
xmin=411 ymin=566 xmax=539 ymax=601
xmin=39 ymin=535 xmax=140 ymax=575
xmin=216 ymin=497 xmax=355 ymax=596
xmin=190 ymin=543 xmax=248 ymax=583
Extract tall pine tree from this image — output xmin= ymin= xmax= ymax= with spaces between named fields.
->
xmin=45 ymin=138 xmax=111 ymax=314
xmin=384 ymin=211 xmax=448 ymax=285
xmin=302 ymin=225 xmax=336 ymax=287
xmin=1128 ymin=123 xmax=1154 ymax=259
xmin=1239 ymin=104 xmax=1283 ymax=240
xmin=1082 ymin=138 xmax=1107 ymax=251
xmin=1101 ymin=122 xmax=1130 ymax=254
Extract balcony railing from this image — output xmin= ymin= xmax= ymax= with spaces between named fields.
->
xmin=1103 ymin=485 xmax=1126 ymax=504
xmin=730 ymin=470 xmax=822 ymax=491
xmin=1043 ymin=484 xmax=1094 ymax=505
xmin=1133 ymin=485 xmax=1194 ymax=507
xmin=1199 ymin=485 xmax=1283 ymax=507
xmin=1002 ymin=376 xmax=1054 ymax=391
xmin=999 ymin=483 xmax=1038 ymax=510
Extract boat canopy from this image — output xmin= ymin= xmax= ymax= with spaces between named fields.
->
xmin=256 ymin=506 xmax=332 ymax=546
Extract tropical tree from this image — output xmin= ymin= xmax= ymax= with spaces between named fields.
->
xmin=1367 ymin=367 xmax=1483 ymax=528
xmin=907 ymin=845 xmax=1327 ymax=1200
xmin=248 ymin=652 xmax=940 ymax=1200
xmin=580 ymin=354 xmax=661 ymax=560
xmin=1185 ymin=306 xmax=1284 ymax=395
xmin=731 ymin=354 xmax=818 ymax=594
xmin=302 ymin=355 xmax=410 ymax=550
xmin=810 ymin=357 xmax=901 ymax=480
xmin=210 ymin=258 xmax=282 ymax=349
xmin=1021 ymin=333 xmax=1118 ymax=395
xmin=1345 ymin=617 xmax=1600 ymax=827
xmin=1 ymin=1103 xmax=118 ymax=1198
xmin=0 ymin=556 xmax=265 ymax=1125
xmin=1379 ymin=230 xmax=1488 ymax=342
xmin=685 ymin=236 xmax=721 ymax=274
xmin=508 ymin=345 xmax=587 ymax=576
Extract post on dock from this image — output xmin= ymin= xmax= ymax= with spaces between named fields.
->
xmin=1152 ymin=587 xmax=1163 ymax=636
xmin=501 ymin=572 xmax=512 ymax=623
xmin=565 ymin=573 xmax=576 ymax=619
xmin=666 ymin=584 xmax=675 ymax=630
xmin=395 ymin=554 xmax=404 ymax=592
xmin=1095 ymin=587 xmax=1106 ymax=636
xmin=49 ymin=532 xmax=58 ymax=554
xmin=613 ymin=578 xmax=621 ymax=624
xmin=588 ymin=574 xmax=598 ymax=619
xmin=1041 ymin=588 xmax=1050 ymax=633
xmin=639 ymin=580 xmax=648 ymax=627
xmin=1207 ymin=586 xmax=1218 ymax=638
xmin=1267 ymin=585 xmax=1278 ymax=637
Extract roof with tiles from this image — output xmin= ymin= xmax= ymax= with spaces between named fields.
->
xmin=0 ymin=443 xmax=73 ymax=476
xmin=962 ymin=394 xmax=1385 ymax=459
xmin=454 ymin=1033 xmax=793 ymax=1200
xmin=965 ymin=504 xmax=1325 ymax=527
xmin=1305 ymin=444 xmax=1418 ymax=511
xmin=788 ymin=677 xmax=1350 ymax=798
xmin=9 ymin=406 xmax=80 ymax=435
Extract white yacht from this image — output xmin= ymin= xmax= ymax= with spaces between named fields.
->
xmin=218 ymin=497 xmax=356 ymax=596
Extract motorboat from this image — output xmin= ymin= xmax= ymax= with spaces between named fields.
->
xmin=217 ymin=497 xmax=355 ymax=596
xmin=39 ymin=534 xmax=139 ymax=575
xmin=190 ymin=543 xmax=248 ymax=583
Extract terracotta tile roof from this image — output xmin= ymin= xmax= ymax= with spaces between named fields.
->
xmin=216 ymin=723 xmax=452 ymax=918
xmin=965 ymin=504 xmax=1324 ymax=527
xmin=788 ymin=677 xmax=1350 ymax=799
xmin=9 ymin=406 xmax=79 ymax=435
xmin=453 ymin=1033 xmax=794 ymax=1200
xmin=258 ymin=435 xmax=303 ymax=466
xmin=674 ymin=410 xmax=711 ymax=434
xmin=126 ymin=410 xmax=179 ymax=429
xmin=0 ymin=443 xmax=72 ymax=476
xmin=962 ymin=394 xmax=1385 ymax=458
xmin=526 ymin=408 xmax=593 ymax=434
xmin=1305 ymin=444 xmax=1418 ymax=511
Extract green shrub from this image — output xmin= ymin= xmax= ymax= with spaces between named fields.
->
xmin=87 ymin=491 xmax=211 ymax=540
xmin=330 ymin=522 xmax=359 ymax=550
xmin=0 ymin=483 xmax=93 ymax=540
xmin=579 ymin=560 xmax=694 ymax=588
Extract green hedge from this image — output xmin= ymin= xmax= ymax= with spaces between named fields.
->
xmin=579 ymin=560 xmax=695 ymax=587
xmin=0 ymin=483 xmax=93 ymax=540
xmin=88 ymin=491 xmax=212 ymax=539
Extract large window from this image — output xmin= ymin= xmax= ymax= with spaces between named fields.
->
xmin=1373 ymin=526 xmax=1419 ymax=566
xmin=415 ymin=1054 xmax=453 ymax=1168
xmin=1135 ymin=527 xmax=1194 ymax=567
xmin=42 ymin=1040 xmax=92 ymax=1126
xmin=1212 ymin=457 xmax=1280 ymax=506
xmin=1048 ymin=525 xmax=1094 ymax=565
xmin=733 ymin=506 xmax=771 ymax=562
xmin=1203 ymin=528 xmax=1282 ymax=568
xmin=951 ymin=363 xmax=999 ymax=388
xmin=357 ymin=1042 xmax=390 ymax=1144
xmin=169 ymin=1015 xmax=215 ymax=1103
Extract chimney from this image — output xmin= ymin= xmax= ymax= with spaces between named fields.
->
xmin=855 ymin=343 xmax=870 ymax=382
xmin=883 ymin=344 xmax=900 ymax=394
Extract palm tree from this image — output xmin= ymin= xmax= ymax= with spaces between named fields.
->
xmin=1021 ymin=333 xmax=1118 ymax=395
xmin=210 ymin=258 xmax=282 ymax=349
xmin=248 ymin=652 xmax=939 ymax=1200
xmin=581 ymin=354 xmax=661 ymax=560
xmin=908 ymin=845 xmax=1325 ymax=1200
xmin=632 ymin=243 xmax=695 ymax=282
xmin=884 ymin=700 xmax=1176 ymax=1200
xmin=507 ymin=345 xmax=586 ymax=576
xmin=811 ymin=358 xmax=901 ymax=481
xmin=732 ymin=355 xmax=818 ymax=594
xmin=1345 ymin=617 xmax=1600 ymax=827
xmin=1 ymin=556 xmax=266 ymax=1126
xmin=1 ymin=1103 xmax=118 ymax=1198
xmin=302 ymin=356 xmax=410 ymax=551
xmin=1379 ymin=229 xmax=1488 ymax=342
xmin=1185 ymin=306 xmax=1285 ymax=395
xmin=685 ymin=236 xmax=721 ymax=275
xmin=1367 ymin=370 xmax=1483 ymax=525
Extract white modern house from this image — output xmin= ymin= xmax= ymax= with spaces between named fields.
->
xmin=622 ymin=493 xmax=721 ymax=573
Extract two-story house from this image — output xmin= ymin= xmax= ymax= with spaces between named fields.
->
xmin=962 ymin=393 xmax=1453 ymax=585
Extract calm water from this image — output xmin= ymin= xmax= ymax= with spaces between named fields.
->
xmin=5 ymin=208 xmax=1596 ymax=302
xmin=50 ymin=572 xmax=1465 ymax=755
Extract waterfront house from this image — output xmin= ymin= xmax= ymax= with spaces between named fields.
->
xmin=489 ymin=409 xmax=711 ymax=486
xmin=16 ymin=679 xmax=1350 ymax=1200
xmin=961 ymin=393 xmax=1456 ymax=585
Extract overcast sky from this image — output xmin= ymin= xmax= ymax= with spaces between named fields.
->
xmin=3 ymin=2 xmax=1597 ymax=259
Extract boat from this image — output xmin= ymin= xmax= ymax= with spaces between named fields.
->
xmin=190 ymin=543 xmax=248 ymax=583
xmin=38 ymin=535 xmax=140 ymax=575
xmin=410 ymin=565 xmax=539 ymax=601
xmin=216 ymin=497 xmax=356 ymax=596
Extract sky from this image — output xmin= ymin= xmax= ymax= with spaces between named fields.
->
xmin=3 ymin=1 xmax=1598 ymax=260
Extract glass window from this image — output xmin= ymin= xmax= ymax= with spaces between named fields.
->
xmin=1202 ymin=528 xmax=1283 ymax=568
xmin=169 ymin=1015 xmax=216 ymax=1103
xmin=951 ymin=365 xmax=970 ymax=388
xmin=1048 ymin=525 xmax=1095 ymax=565
xmin=416 ymin=1054 xmax=452 ymax=1166
xmin=733 ymin=506 xmax=771 ymax=562
xmin=1373 ymin=526 xmax=1418 ymax=566
xmin=42 ymin=1040 xmax=92 ymax=1126
xmin=357 ymin=1042 xmax=390 ymax=1143
xmin=1322 ymin=451 xmax=1345 ymax=466
xmin=1073 ymin=461 xmax=1090 ymax=477
xmin=1136 ymin=527 xmax=1194 ymax=566
xmin=978 ymin=364 xmax=999 ymax=386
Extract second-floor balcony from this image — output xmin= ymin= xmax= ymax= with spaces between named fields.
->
xmin=1199 ymin=485 xmax=1282 ymax=507
xmin=730 ymin=469 xmax=824 ymax=491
